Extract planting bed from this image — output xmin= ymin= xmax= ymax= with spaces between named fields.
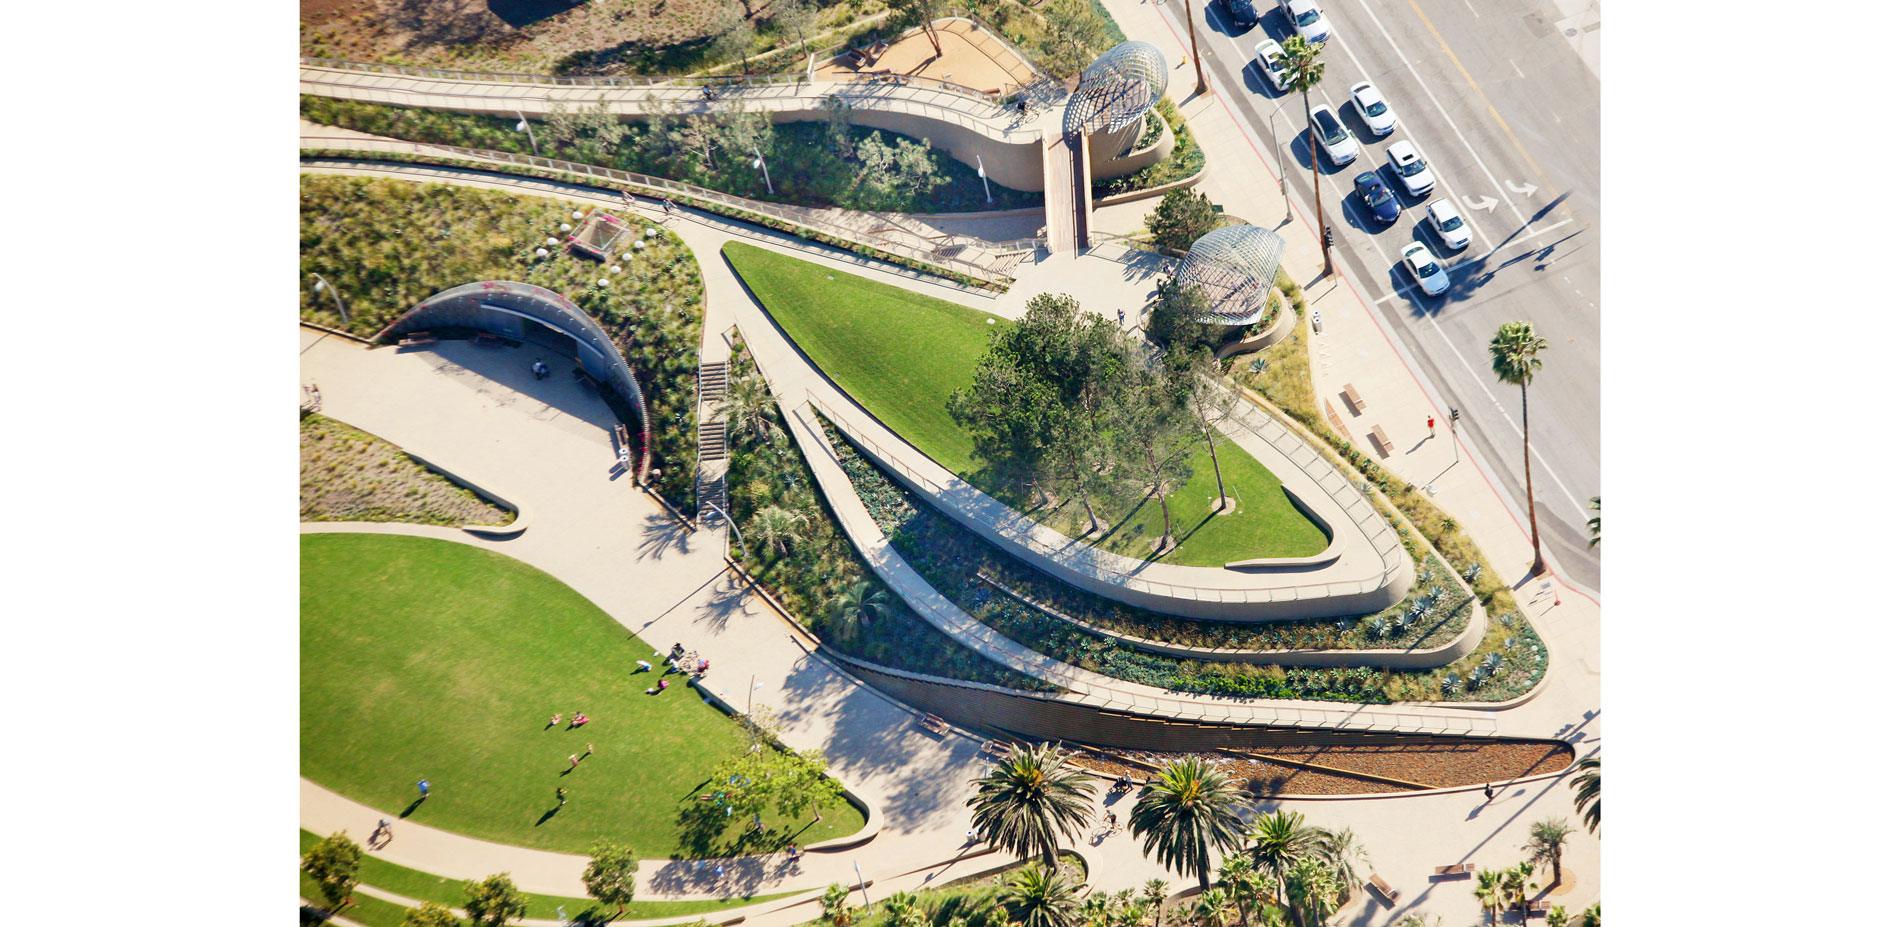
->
xmin=300 ymin=413 xmax=513 ymax=527
xmin=1070 ymin=740 xmax=1575 ymax=796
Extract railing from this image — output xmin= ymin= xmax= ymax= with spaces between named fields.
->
xmin=805 ymin=390 xmax=1402 ymax=606
xmin=299 ymin=134 xmax=1024 ymax=286
xmin=300 ymin=56 xmax=812 ymax=88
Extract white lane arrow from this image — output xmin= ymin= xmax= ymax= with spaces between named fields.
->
xmin=1463 ymin=194 xmax=1499 ymax=213
xmin=1505 ymin=179 xmax=1539 ymax=197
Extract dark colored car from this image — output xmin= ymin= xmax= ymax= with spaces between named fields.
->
xmin=1355 ymin=171 xmax=1400 ymax=224
xmin=1226 ymin=0 xmax=1261 ymax=27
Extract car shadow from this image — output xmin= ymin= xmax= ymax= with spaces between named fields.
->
xmin=1287 ymin=132 xmax=1356 ymax=177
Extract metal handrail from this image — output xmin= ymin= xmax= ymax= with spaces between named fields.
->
xmin=299 ymin=135 xmax=1020 ymax=285
xmin=804 ymin=390 xmax=1400 ymax=604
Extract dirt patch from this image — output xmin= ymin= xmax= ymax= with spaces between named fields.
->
xmin=303 ymin=0 xmax=778 ymax=75
xmin=300 ymin=413 xmax=514 ymax=527
xmin=1072 ymin=741 xmax=1574 ymax=797
xmin=813 ymin=19 xmax=1040 ymax=94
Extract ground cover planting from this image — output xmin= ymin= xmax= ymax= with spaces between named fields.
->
xmin=302 ymin=96 xmax=1042 ymax=214
xmin=822 ymin=415 xmax=1548 ymax=702
xmin=299 ymin=533 xmax=865 ymax=856
xmin=722 ymin=241 xmax=1329 ymax=565
xmin=298 ymin=175 xmax=704 ymax=509
xmin=300 ymin=413 xmax=514 ymax=527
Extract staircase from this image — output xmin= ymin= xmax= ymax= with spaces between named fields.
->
xmin=695 ymin=361 xmax=731 ymax=526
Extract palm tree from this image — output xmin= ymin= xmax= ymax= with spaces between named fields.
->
xmin=1502 ymin=860 xmax=1539 ymax=922
xmin=1472 ymin=869 xmax=1504 ymax=926
xmin=1575 ymin=902 xmax=1601 ymax=927
xmin=819 ymin=883 xmax=856 ymax=927
xmin=1001 ymin=863 xmax=1084 ymax=927
xmin=1193 ymin=887 xmax=1230 ymax=927
xmin=1142 ymin=878 xmax=1170 ymax=927
xmin=1274 ymin=35 xmax=1332 ymax=276
xmin=1586 ymin=496 xmax=1600 ymax=548
xmin=1311 ymin=826 xmax=1369 ymax=903
xmin=1570 ymin=756 xmax=1600 ymax=834
xmin=883 ymin=891 xmax=926 ymax=927
xmin=720 ymin=370 xmax=778 ymax=442
xmin=1488 ymin=320 xmax=1551 ymax=576
xmin=1546 ymin=906 xmax=1570 ymax=927
xmin=749 ymin=504 xmax=807 ymax=555
xmin=1526 ymin=817 xmax=1577 ymax=886
xmin=1217 ymin=855 xmax=1269 ymax=927
xmin=966 ymin=744 xmax=1098 ymax=869
xmin=825 ymin=579 xmax=892 ymax=642
xmin=1247 ymin=810 xmax=1321 ymax=914
xmin=1283 ymin=856 xmax=1341 ymax=927
xmin=1130 ymin=758 xmax=1248 ymax=892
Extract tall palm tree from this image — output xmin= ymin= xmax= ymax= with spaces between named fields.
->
xmin=1526 ymin=817 xmax=1577 ymax=886
xmin=1283 ymin=856 xmax=1341 ymax=927
xmin=1001 ymin=863 xmax=1084 ymax=927
xmin=1488 ymin=320 xmax=1551 ymax=576
xmin=1247 ymin=810 xmax=1321 ymax=915
xmin=1130 ymin=758 xmax=1248 ymax=892
xmin=1217 ymin=856 xmax=1273 ymax=927
xmin=1472 ymin=869 xmax=1504 ymax=926
xmin=1502 ymin=860 xmax=1538 ymax=922
xmin=1274 ymin=35 xmax=1332 ymax=276
xmin=1570 ymin=756 xmax=1600 ymax=834
xmin=966 ymin=744 xmax=1098 ymax=869
xmin=1310 ymin=826 xmax=1369 ymax=903
xmin=720 ymin=370 xmax=778 ymax=442
xmin=1142 ymin=878 xmax=1170 ymax=927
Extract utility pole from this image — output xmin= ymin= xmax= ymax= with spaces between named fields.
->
xmin=1185 ymin=1 xmax=1208 ymax=94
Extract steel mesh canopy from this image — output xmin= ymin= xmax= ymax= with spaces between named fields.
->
xmin=1175 ymin=225 xmax=1287 ymax=326
xmin=1062 ymin=41 xmax=1169 ymax=136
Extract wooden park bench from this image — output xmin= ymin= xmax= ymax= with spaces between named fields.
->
xmin=473 ymin=331 xmax=507 ymax=347
xmin=572 ymin=367 xmax=599 ymax=390
xmin=1431 ymin=863 xmax=1475 ymax=879
xmin=1366 ymin=874 xmax=1401 ymax=905
xmin=1370 ymin=424 xmax=1395 ymax=456
xmin=1324 ymin=399 xmax=1347 ymax=436
xmin=1528 ymin=901 xmax=1553 ymax=917
xmin=916 ymin=713 xmax=949 ymax=736
xmin=1342 ymin=382 xmax=1367 ymax=413
xmin=399 ymin=331 xmax=437 ymax=347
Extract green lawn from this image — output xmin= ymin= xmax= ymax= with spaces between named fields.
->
xmin=300 ymin=533 xmax=865 ymax=858
xmin=298 ymin=830 xmax=794 ymax=923
xmin=724 ymin=241 xmax=1329 ymax=563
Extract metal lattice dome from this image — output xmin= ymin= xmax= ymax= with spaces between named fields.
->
xmin=1175 ymin=225 xmax=1287 ymax=326
xmin=1062 ymin=41 xmax=1169 ymax=136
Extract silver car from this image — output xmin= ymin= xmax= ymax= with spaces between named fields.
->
xmin=1309 ymin=104 xmax=1359 ymax=166
xmin=1386 ymin=140 xmax=1436 ymax=197
xmin=1349 ymin=80 xmax=1397 ymax=136
xmin=1254 ymin=38 xmax=1292 ymax=92
xmin=1425 ymin=199 xmax=1470 ymax=250
xmin=1280 ymin=0 xmax=1333 ymax=43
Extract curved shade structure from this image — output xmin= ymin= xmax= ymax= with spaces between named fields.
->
xmin=372 ymin=280 xmax=653 ymax=478
xmin=1063 ymin=40 xmax=1169 ymax=136
xmin=1176 ymin=225 xmax=1286 ymax=326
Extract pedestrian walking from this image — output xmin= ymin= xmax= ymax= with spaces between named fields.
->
xmin=557 ymin=787 xmax=568 ymax=806
xmin=1428 ymin=415 xmax=1436 ymax=437
xmin=417 ymin=779 xmax=431 ymax=800
xmin=1483 ymin=782 xmax=1495 ymax=802
xmin=549 ymin=712 xmax=563 ymax=728
xmin=1117 ymin=307 xmax=1126 ymax=325
xmin=584 ymin=743 xmax=594 ymax=757
xmin=569 ymin=753 xmax=581 ymax=769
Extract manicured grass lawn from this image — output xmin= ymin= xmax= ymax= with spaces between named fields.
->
xmin=300 ymin=533 xmax=864 ymax=858
xmin=724 ymin=242 xmax=1329 ymax=563
xmin=724 ymin=240 xmax=993 ymax=476
xmin=298 ymin=830 xmax=794 ymax=922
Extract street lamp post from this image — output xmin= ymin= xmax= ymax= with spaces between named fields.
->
xmin=703 ymin=500 xmax=745 ymax=552
xmin=309 ymin=273 xmax=347 ymax=323
xmin=976 ymin=154 xmax=993 ymax=204
xmin=750 ymin=146 xmax=775 ymax=195
xmin=852 ymin=860 xmax=871 ymax=908
xmin=514 ymin=110 xmax=540 ymax=156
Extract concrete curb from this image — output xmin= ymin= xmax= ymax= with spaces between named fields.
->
xmin=400 ymin=448 xmax=530 ymax=538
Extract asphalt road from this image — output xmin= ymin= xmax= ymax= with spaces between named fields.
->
xmin=1154 ymin=0 xmax=1602 ymax=593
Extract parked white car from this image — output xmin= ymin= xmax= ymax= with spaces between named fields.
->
xmin=1386 ymin=140 xmax=1436 ymax=197
xmin=1280 ymin=0 xmax=1333 ymax=43
xmin=1253 ymin=38 xmax=1292 ymax=92
xmin=1308 ymin=104 xmax=1358 ymax=165
xmin=1348 ymin=80 xmax=1397 ymax=136
xmin=1425 ymin=199 xmax=1471 ymax=250
xmin=1401 ymin=241 xmax=1450 ymax=296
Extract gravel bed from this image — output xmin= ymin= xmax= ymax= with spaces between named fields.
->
xmin=1077 ymin=741 xmax=1574 ymax=797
